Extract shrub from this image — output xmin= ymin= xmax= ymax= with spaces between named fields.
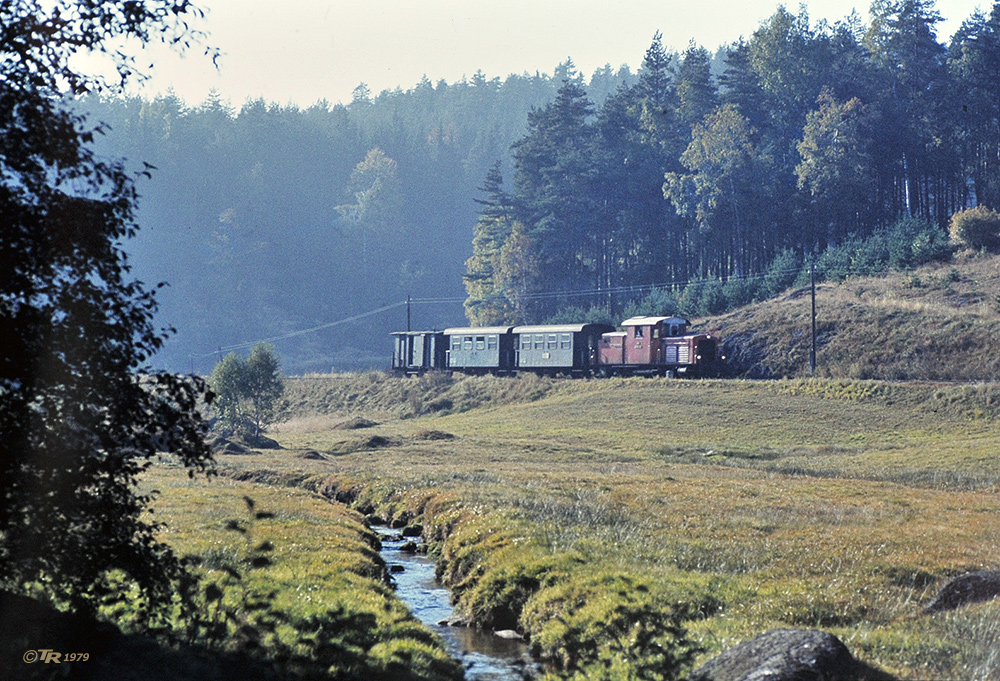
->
xmin=722 ymin=276 xmax=760 ymax=309
xmin=545 ymin=305 xmax=617 ymax=326
xmin=762 ymin=248 xmax=802 ymax=297
xmin=623 ymin=288 xmax=681 ymax=319
xmin=949 ymin=206 xmax=1000 ymax=251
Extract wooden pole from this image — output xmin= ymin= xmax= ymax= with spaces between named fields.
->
xmin=810 ymin=260 xmax=816 ymax=375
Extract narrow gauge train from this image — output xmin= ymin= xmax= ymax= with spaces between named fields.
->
xmin=391 ymin=316 xmax=722 ymax=378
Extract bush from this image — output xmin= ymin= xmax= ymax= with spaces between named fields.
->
xmin=949 ymin=206 xmax=1000 ymax=251
xmin=762 ymin=248 xmax=802 ymax=298
xmin=722 ymin=276 xmax=761 ymax=309
xmin=545 ymin=305 xmax=617 ymax=326
xmin=623 ymin=288 xmax=680 ymax=319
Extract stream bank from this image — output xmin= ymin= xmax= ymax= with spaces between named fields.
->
xmin=376 ymin=527 xmax=539 ymax=681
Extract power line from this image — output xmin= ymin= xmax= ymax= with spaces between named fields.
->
xmin=192 ymin=262 xmax=897 ymax=362
xmin=189 ymin=301 xmax=407 ymax=359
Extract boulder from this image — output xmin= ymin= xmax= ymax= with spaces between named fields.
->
xmin=413 ymin=429 xmax=455 ymax=441
xmin=334 ymin=416 xmax=378 ymax=430
xmin=210 ymin=437 xmax=250 ymax=456
xmin=924 ymin=570 xmax=1000 ymax=614
xmin=295 ymin=449 xmax=327 ymax=460
xmin=691 ymin=628 xmax=872 ymax=681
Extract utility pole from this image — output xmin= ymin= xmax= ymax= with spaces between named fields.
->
xmin=406 ymin=294 xmax=411 ymax=333
xmin=810 ymin=260 xmax=817 ymax=375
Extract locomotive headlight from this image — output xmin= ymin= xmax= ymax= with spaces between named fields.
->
xmin=696 ymin=355 xmax=702 ymax=360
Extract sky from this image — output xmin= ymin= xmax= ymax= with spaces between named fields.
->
xmin=114 ymin=0 xmax=988 ymax=109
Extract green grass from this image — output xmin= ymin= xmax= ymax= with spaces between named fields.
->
xmin=221 ymin=372 xmax=1000 ymax=680
xmin=133 ymin=466 xmax=462 ymax=681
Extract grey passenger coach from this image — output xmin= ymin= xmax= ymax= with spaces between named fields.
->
xmin=443 ymin=326 xmax=515 ymax=373
xmin=512 ymin=323 xmax=614 ymax=376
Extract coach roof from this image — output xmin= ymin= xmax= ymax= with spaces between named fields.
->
xmin=442 ymin=326 xmax=514 ymax=335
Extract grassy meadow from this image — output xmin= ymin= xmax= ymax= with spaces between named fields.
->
xmin=146 ymin=372 xmax=1000 ymax=681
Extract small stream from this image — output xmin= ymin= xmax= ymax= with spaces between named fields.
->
xmin=376 ymin=527 xmax=539 ymax=680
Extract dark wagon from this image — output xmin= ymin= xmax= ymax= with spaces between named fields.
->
xmin=513 ymin=323 xmax=614 ymax=376
xmin=443 ymin=326 xmax=515 ymax=373
xmin=391 ymin=330 xmax=446 ymax=375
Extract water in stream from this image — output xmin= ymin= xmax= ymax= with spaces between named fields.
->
xmin=376 ymin=528 xmax=539 ymax=680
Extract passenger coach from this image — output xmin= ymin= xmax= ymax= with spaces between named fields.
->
xmin=513 ymin=323 xmax=614 ymax=376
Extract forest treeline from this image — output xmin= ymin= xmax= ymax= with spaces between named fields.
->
xmin=89 ymin=0 xmax=1000 ymax=372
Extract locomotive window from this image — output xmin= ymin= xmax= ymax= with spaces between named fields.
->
xmin=475 ymin=336 xmax=486 ymax=350
xmin=634 ymin=327 xmax=643 ymax=338
xmin=560 ymin=333 xmax=571 ymax=349
xmin=652 ymin=327 xmax=661 ymax=339
xmin=487 ymin=335 xmax=498 ymax=350
xmin=669 ymin=324 xmax=679 ymax=336
xmin=534 ymin=334 xmax=544 ymax=350
xmin=547 ymin=334 xmax=557 ymax=349
xmin=463 ymin=336 xmax=473 ymax=350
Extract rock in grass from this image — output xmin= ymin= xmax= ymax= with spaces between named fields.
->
xmin=413 ymin=429 xmax=455 ymax=441
xmin=924 ymin=570 xmax=1000 ymax=614
xmin=295 ymin=449 xmax=327 ymax=460
xmin=690 ymin=628 xmax=872 ymax=681
xmin=334 ymin=416 xmax=378 ymax=430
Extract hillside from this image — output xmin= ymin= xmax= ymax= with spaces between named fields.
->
xmin=708 ymin=251 xmax=1000 ymax=382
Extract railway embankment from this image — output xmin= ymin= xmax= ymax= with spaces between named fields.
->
xmin=709 ymin=252 xmax=1000 ymax=381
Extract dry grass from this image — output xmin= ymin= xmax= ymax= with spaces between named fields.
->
xmin=710 ymin=251 xmax=1000 ymax=381
xmin=197 ymin=373 xmax=1000 ymax=680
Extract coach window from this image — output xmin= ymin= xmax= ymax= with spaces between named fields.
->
xmin=560 ymin=333 xmax=571 ymax=349
xmin=487 ymin=335 xmax=498 ymax=350
xmin=463 ymin=336 xmax=473 ymax=350
xmin=521 ymin=336 xmax=531 ymax=350
xmin=475 ymin=336 xmax=486 ymax=350
xmin=534 ymin=334 xmax=544 ymax=350
xmin=547 ymin=334 xmax=557 ymax=349
xmin=451 ymin=336 xmax=461 ymax=351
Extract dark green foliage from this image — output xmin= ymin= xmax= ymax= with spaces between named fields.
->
xmin=722 ymin=276 xmax=763 ymax=309
xmin=622 ymin=288 xmax=681 ymax=320
xmin=0 ymin=0 xmax=214 ymax=619
xmin=762 ymin=248 xmax=802 ymax=298
xmin=811 ymin=219 xmax=953 ymax=282
xmin=210 ymin=343 xmax=285 ymax=441
xmin=545 ymin=305 xmax=618 ymax=326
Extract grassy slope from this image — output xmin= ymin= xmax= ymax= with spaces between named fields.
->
xmin=207 ymin=373 xmax=1000 ymax=680
xmin=147 ymin=256 xmax=1000 ymax=679
xmin=707 ymin=251 xmax=1000 ymax=381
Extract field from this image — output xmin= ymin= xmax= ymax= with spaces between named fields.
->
xmin=145 ymin=372 xmax=1000 ymax=681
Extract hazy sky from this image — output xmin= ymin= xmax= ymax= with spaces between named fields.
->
xmin=118 ymin=0 xmax=987 ymax=108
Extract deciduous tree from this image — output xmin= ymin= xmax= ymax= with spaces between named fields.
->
xmin=0 ymin=0 xmax=215 ymax=615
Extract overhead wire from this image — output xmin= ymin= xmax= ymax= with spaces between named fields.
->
xmin=193 ymin=261 xmax=895 ymax=360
